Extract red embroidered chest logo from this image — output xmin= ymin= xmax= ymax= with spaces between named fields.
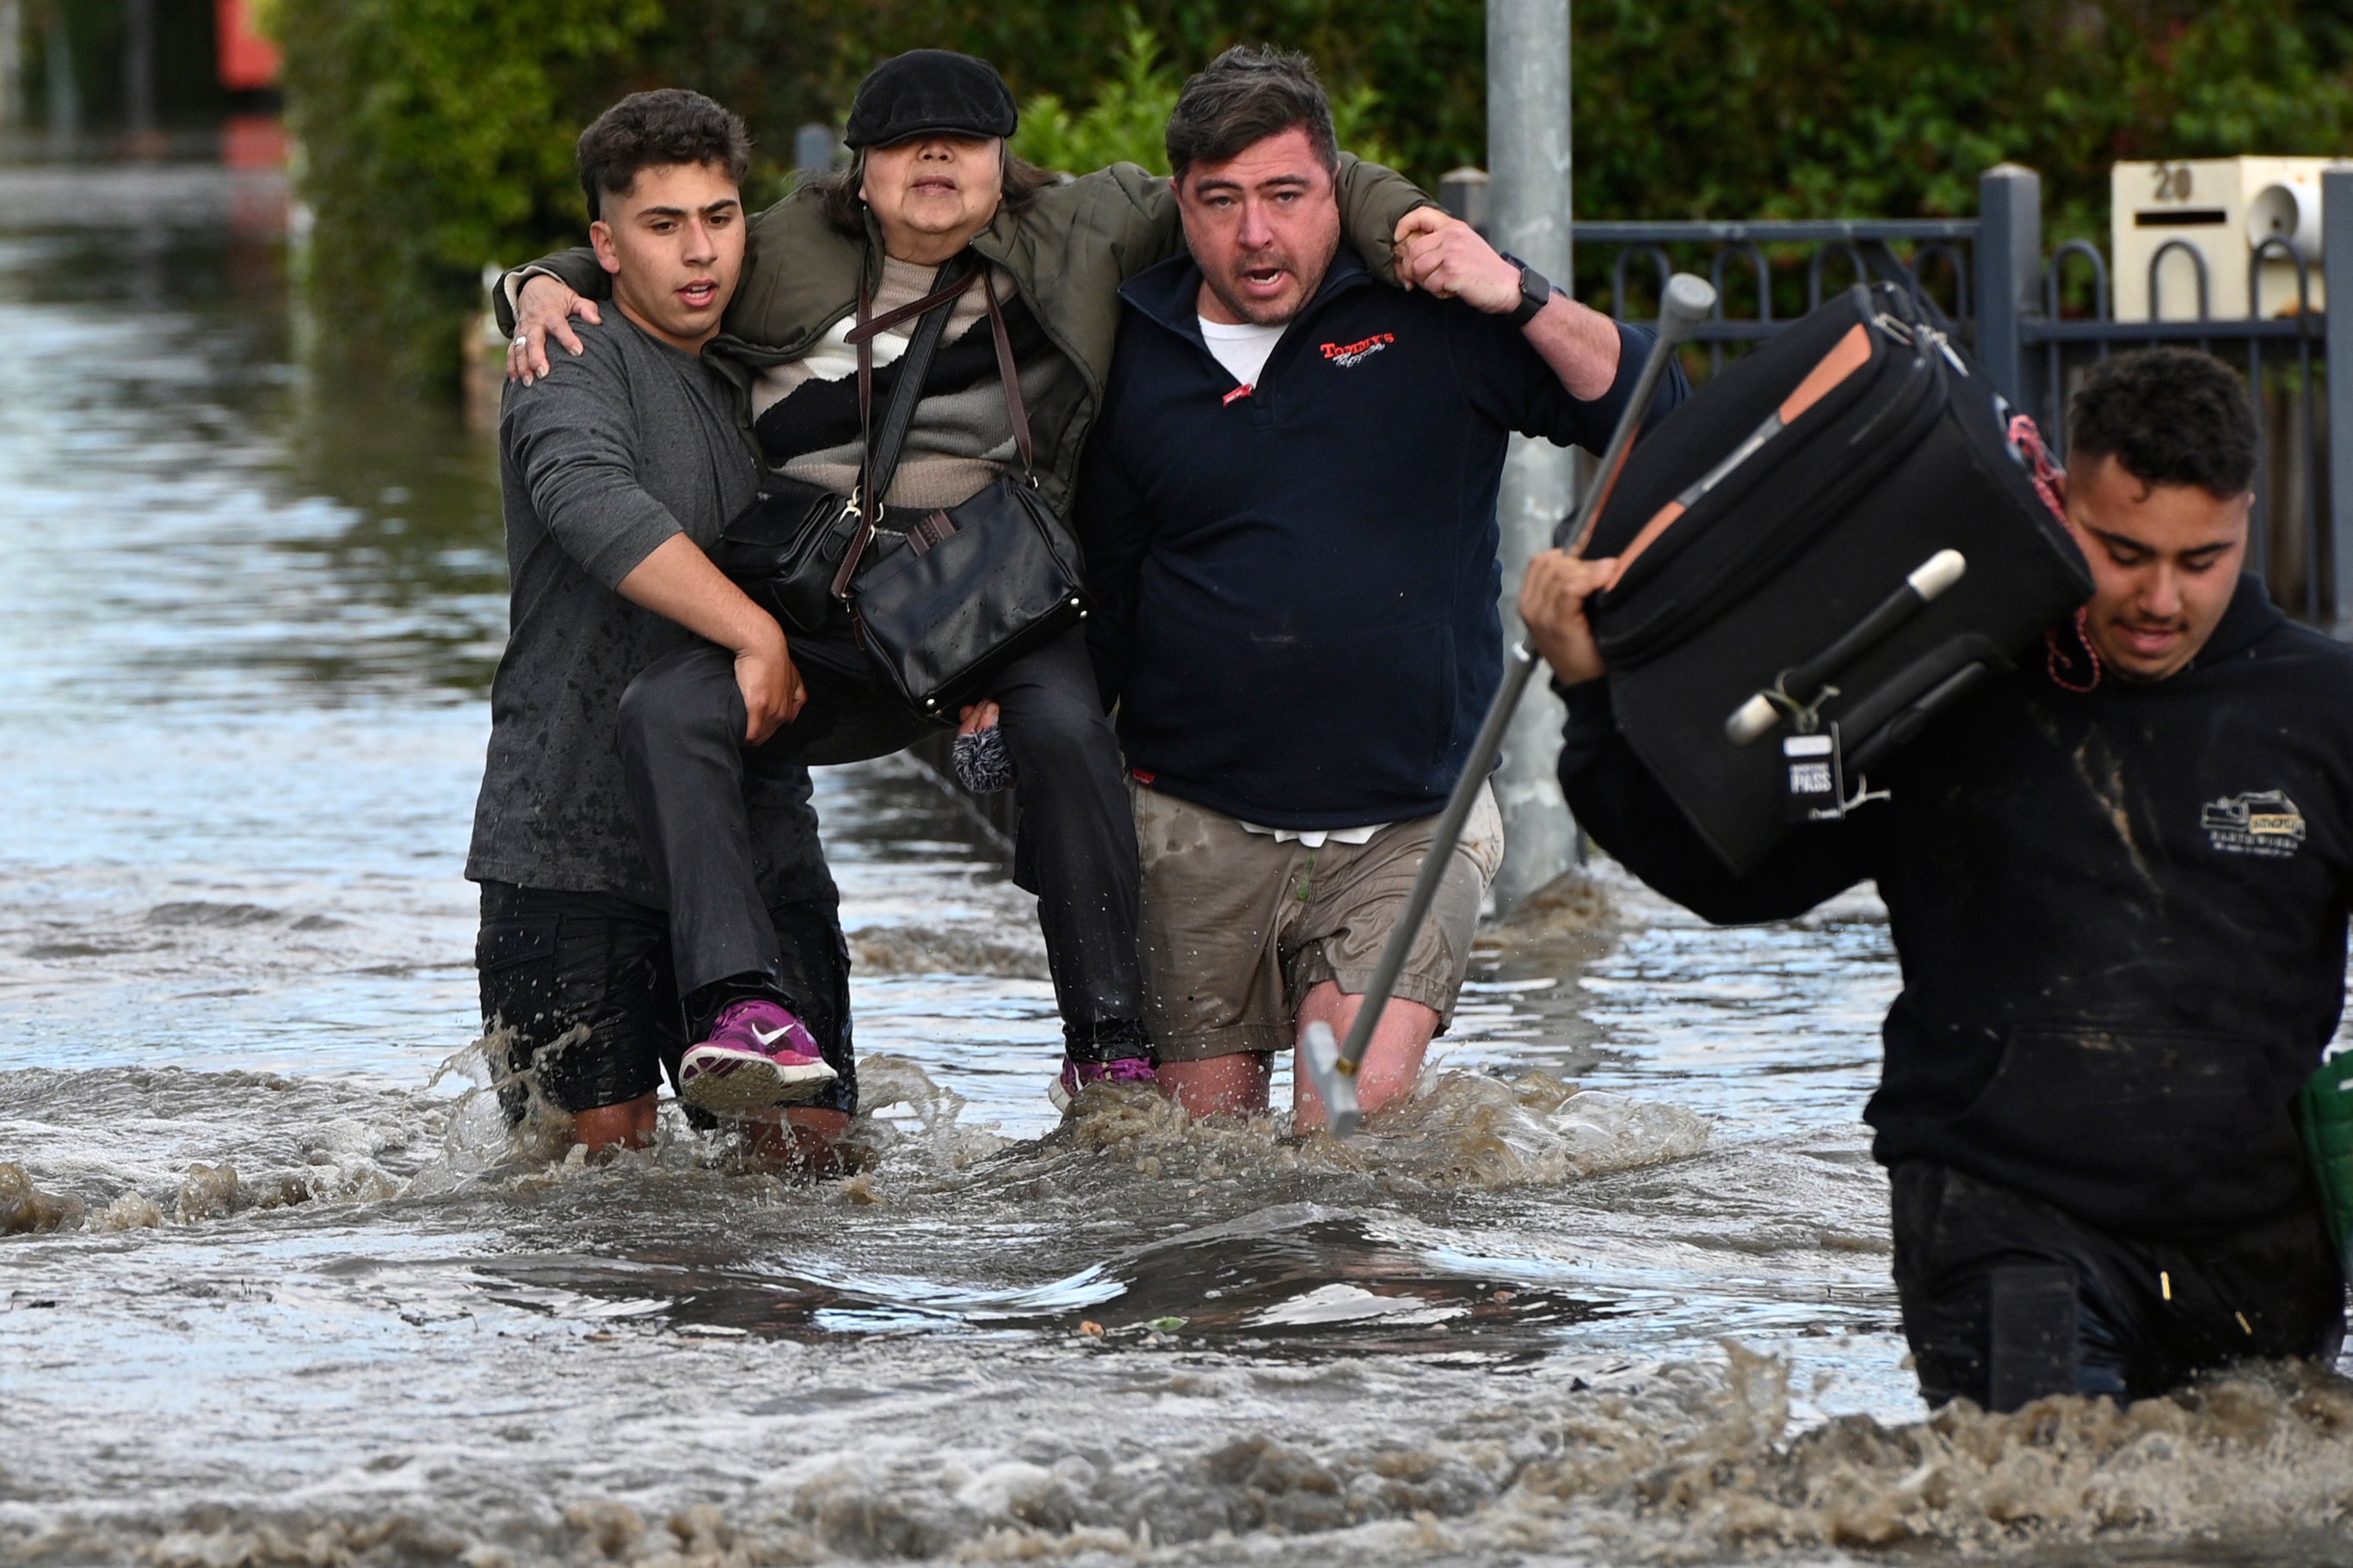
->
xmin=1320 ymin=333 xmax=1396 ymax=368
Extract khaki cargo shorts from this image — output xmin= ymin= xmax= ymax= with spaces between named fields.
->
xmin=1130 ymin=779 xmax=1506 ymax=1063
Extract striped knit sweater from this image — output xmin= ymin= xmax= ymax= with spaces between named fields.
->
xmin=751 ymin=255 xmax=1065 ymax=513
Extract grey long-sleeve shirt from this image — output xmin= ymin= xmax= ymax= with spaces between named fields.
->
xmin=466 ymin=314 xmax=762 ymax=900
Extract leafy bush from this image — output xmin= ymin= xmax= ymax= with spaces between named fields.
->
xmin=274 ymin=0 xmax=662 ymax=385
xmin=1013 ymin=12 xmax=1397 ymax=175
xmin=272 ymin=0 xmax=2353 ymax=391
xmin=1014 ymin=16 xmax=1181 ymax=174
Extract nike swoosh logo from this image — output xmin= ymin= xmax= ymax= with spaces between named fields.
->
xmin=749 ymin=1024 xmax=792 ymax=1047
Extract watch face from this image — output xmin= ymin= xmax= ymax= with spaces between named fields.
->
xmin=1518 ymin=265 xmax=1550 ymax=321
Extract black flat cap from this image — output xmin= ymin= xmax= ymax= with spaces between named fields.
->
xmin=844 ymin=50 xmax=1019 ymax=149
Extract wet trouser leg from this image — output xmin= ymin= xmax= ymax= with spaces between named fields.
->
xmin=990 ymin=626 xmax=1146 ymax=1061
xmin=751 ymin=842 xmax=858 ymax=1117
xmin=1888 ymin=1161 xmax=2346 ymax=1411
xmin=616 ymin=622 xmax=921 ymax=1032
xmin=476 ymin=882 xmax=681 ymax=1122
xmin=473 ymin=876 xmax=857 ymax=1119
xmin=619 ymin=613 xmax=1146 ymax=1063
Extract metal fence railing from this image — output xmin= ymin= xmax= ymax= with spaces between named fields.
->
xmin=1438 ymin=165 xmax=2351 ymax=633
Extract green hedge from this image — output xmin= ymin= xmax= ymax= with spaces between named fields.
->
xmin=274 ymin=0 xmax=2353 ymax=389
xmin=277 ymin=0 xmax=665 ymax=384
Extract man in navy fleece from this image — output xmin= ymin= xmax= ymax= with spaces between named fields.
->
xmin=1077 ymin=46 xmax=1687 ymax=1128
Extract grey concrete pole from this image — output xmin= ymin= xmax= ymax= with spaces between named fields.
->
xmin=43 ymin=9 xmax=76 ymax=151
xmin=795 ymin=123 xmax=837 ymax=175
xmin=1487 ymin=0 xmax=1577 ymax=913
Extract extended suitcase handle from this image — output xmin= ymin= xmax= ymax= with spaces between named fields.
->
xmin=1723 ymin=549 xmax=1967 ymax=744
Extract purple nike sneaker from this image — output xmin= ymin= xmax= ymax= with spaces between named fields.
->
xmin=1050 ymin=1055 xmax=1157 ymax=1115
xmin=679 ymin=999 xmax=837 ymax=1116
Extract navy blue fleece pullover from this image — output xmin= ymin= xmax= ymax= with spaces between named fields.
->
xmin=1077 ymin=243 xmax=1688 ymax=830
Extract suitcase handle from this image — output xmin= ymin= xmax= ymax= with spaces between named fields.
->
xmin=1723 ymin=549 xmax=1967 ymax=744
xmin=1844 ymin=646 xmax=2002 ymax=775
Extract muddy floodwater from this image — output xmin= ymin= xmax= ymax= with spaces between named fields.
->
xmin=3 ymin=160 xmax=2351 ymax=1568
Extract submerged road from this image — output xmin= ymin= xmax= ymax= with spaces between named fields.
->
xmin=0 ymin=159 xmax=2349 ymax=1567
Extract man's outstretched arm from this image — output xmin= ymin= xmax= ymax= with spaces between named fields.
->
xmin=503 ymin=156 xmax=1442 ymax=382
xmin=495 ymin=249 xmax=606 ymax=384
xmin=1523 ymin=550 xmax=1873 ymax=924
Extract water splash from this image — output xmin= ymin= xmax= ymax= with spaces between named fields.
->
xmin=1044 ymin=1067 xmax=1708 ymax=1194
xmin=850 ymin=923 xmax=1050 ymax=980
xmin=58 ymin=1348 xmax=2343 ymax=1565
xmin=1518 ymin=1346 xmax=2353 ymax=1559
xmin=0 ymin=1162 xmax=83 ymax=1233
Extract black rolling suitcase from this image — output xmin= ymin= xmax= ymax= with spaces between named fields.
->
xmin=1583 ymin=281 xmax=2093 ymax=873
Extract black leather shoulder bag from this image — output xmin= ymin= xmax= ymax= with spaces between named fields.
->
xmin=714 ymin=258 xmax=1088 ymax=717
xmin=707 ymin=263 xmax=973 ymax=636
xmin=838 ymin=264 xmax=1089 ymax=716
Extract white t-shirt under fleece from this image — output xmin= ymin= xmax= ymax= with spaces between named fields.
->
xmin=1198 ymin=317 xmax=1285 ymax=391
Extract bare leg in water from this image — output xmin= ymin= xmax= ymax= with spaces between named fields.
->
xmin=1155 ymin=985 xmax=1439 ymax=1128
xmin=567 ymin=1098 xmax=848 ymax=1170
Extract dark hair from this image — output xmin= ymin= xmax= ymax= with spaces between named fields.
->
xmin=804 ymin=145 xmax=1057 ymax=238
xmin=2067 ymin=347 xmax=2258 ymax=497
xmin=576 ymin=89 xmax=752 ymax=225
xmin=1164 ymin=46 xmax=1338 ymax=181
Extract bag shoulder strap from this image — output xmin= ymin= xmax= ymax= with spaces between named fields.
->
xmin=854 ymin=258 xmax=975 ymax=521
xmin=835 ymin=262 xmax=973 ymax=599
xmin=976 ymin=271 xmax=1035 ymax=476
xmin=847 ymin=268 xmax=982 ymax=346
xmin=837 ymin=256 xmax=1038 ymax=598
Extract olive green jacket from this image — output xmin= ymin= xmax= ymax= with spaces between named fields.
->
xmin=496 ymin=157 xmax=1431 ymax=511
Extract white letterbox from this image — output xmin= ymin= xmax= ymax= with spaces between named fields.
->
xmin=2110 ymin=157 xmax=2344 ymax=323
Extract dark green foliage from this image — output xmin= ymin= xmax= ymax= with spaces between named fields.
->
xmin=275 ymin=0 xmax=664 ymax=384
xmin=1572 ymin=0 xmax=2353 ymax=241
xmin=271 ymin=0 xmax=2353 ymax=390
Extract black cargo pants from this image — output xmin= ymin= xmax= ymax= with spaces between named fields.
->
xmin=1889 ymin=1161 xmax=2345 ymax=1411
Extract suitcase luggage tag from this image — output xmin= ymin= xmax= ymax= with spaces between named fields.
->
xmin=1728 ymin=549 xmax=1970 ymax=824
xmin=1781 ymin=729 xmax=1846 ymax=822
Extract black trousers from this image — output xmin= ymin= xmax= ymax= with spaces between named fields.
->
xmin=1889 ymin=1161 xmax=2345 ymax=1411
xmin=476 ymin=878 xmax=856 ymax=1121
xmin=616 ymin=616 xmax=1143 ymax=1054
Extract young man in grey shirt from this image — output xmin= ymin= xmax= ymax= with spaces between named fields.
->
xmin=470 ymin=89 xmax=849 ymax=1160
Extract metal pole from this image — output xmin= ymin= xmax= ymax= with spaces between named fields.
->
xmin=0 ymin=0 xmax=22 ymax=130
xmin=42 ymin=6 xmax=75 ymax=153
xmin=1974 ymin=163 xmax=2042 ymax=419
xmin=1438 ymin=166 xmax=1493 ymax=236
xmin=2325 ymin=168 xmax=2353 ymax=635
xmin=794 ymin=123 xmax=836 ymax=175
xmin=121 ymin=0 xmax=155 ymax=146
xmin=1487 ymin=0 xmax=1576 ymax=915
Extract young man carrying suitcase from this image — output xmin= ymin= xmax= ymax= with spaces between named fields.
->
xmin=472 ymin=89 xmax=853 ymax=1161
xmin=1077 ymin=46 xmax=1687 ymax=1128
xmin=1522 ymin=348 xmax=2351 ymax=1409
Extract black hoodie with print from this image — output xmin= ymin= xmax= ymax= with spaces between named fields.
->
xmin=1558 ymin=575 xmax=2353 ymax=1240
